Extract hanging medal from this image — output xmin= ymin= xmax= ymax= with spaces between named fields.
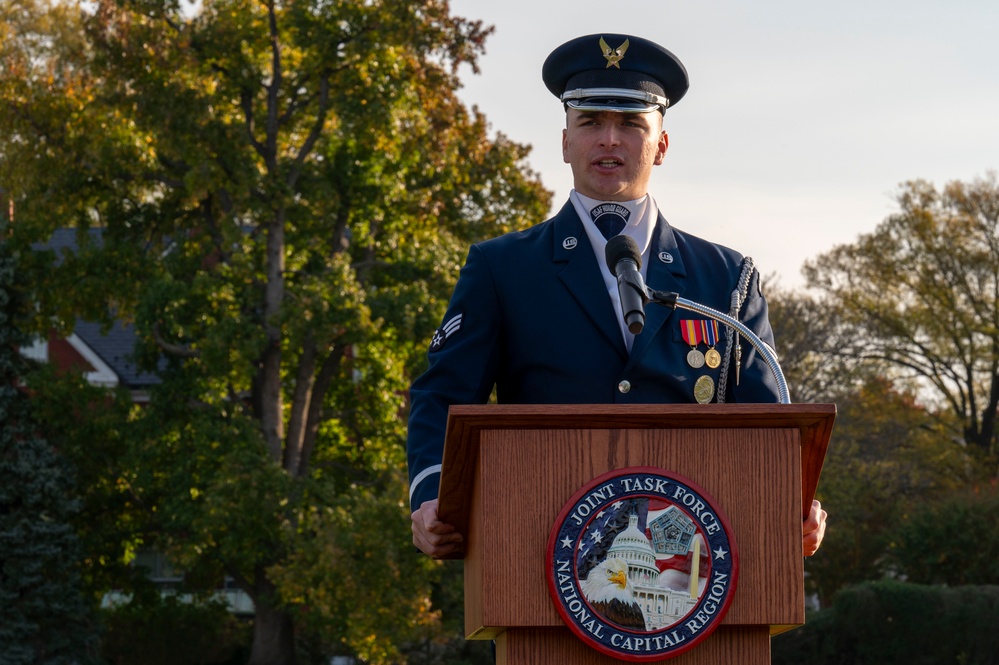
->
xmin=701 ymin=320 xmax=721 ymax=369
xmin=681 ymin=320 xmax=705 ymax=368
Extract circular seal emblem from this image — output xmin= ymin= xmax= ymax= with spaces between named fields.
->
xmin=546 ymin=467 xmax=738 ymax=662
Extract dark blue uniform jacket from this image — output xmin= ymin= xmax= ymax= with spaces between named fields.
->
xmin=407 ymin=201 xmax=779 ymax=511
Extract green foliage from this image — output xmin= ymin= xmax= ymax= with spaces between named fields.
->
xmin=773 ymin=581 xmax=999 ymax=665
xmin=768 ymin=285 xmax=973 ymax=605
xmin=802 ymin=377 xmax=970 ymax=605
xmin=1 ymin=0 xmax=551 ymax=662
xmin=22 ymin=367 xmax=150 ymax=599
xmin=0 ymin=231 xmax=97 ymax=664
xmin=269 ymin=479 xmax=435 ymax=664
xmin=101 ymin=595 xmax=250 ymax=665
xmin=403 ymin=560 xmax=492 ymax=665
xmin=888 ymin=488 xmax=999 ymax=586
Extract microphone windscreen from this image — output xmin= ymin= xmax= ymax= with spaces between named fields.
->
xmin=605 ymin=234 xmax=643 ymax=273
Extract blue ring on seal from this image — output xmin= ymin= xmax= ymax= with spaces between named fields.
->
xmin=546 ymin=467 xmax=738 ymax=661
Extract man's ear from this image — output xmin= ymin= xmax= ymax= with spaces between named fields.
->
xmin=655 ymin=131 xmax=669 ymax=165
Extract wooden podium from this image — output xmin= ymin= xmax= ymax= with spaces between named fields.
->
xmin=437 ymin=403 xmax=835 ymax=664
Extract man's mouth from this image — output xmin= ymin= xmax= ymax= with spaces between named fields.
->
xmin=595 ymin=159 xmax=622 ymax=168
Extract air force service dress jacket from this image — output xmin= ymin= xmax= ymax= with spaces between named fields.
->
xmin=406 ymin=200 xmax=780 ymax=512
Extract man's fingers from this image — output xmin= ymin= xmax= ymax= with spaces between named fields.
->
xmin=802 ymin=500 xmax=827 ymax=557
xmin=412 ymin=499 xmax=463 ymax=558
xmin=412 ymin=524 xmax=463 ymax=558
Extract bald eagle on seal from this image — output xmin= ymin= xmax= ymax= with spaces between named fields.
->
xmin=581 ymin=557 xmax=647 ymax=630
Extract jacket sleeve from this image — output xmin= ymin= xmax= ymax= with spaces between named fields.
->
xmin=406 ymin=244 xmax=503 ymax=512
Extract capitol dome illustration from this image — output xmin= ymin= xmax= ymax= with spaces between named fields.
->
xmin=600 ymin=510 xmax=701 ymax=630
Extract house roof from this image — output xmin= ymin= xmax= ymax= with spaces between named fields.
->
xmin=34 ymin=228 xmax=162 ymax=390
xmin=39 ymin=227 xmax=104 ymax=262
xmin=72 ymin=319 xmax=162 ymax=389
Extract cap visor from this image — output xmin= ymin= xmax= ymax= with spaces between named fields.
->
xmin=565 ymin=99 xmax=661 ymax=113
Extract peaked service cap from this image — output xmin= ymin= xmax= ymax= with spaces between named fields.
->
xmin=542 ymin=34 xmax=689 ymax=113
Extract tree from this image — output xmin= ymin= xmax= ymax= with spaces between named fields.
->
xmin=767 ymin=285 xmax=970 ymax=605
xmin=772 ymin=581 xmax=999 ymax=665
xmin=804 ymin=174 xmax=999 ymax=476
xmin=0 ymin=225 xmax=96 ymax=664
xmin=889 ymin=487 xmax=999 ymax=586
xmin=764 ymin=282 xmax=851 ymax=404
xmin=1 ymin=1 xmax=551 ymax=663
xmin=800 ymin=377 xmax=968 ymax=606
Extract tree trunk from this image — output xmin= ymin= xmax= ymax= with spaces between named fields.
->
xmin=983 ymin=372 xmax=999 ymax=459
xmin=260 ymin=216 xmax=286 ymax=462
xmin=248 ymin=597 xmax=297 ymax=665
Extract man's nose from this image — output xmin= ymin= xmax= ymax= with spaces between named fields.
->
xmin=598 ymin=124 xmax=621 ymax=146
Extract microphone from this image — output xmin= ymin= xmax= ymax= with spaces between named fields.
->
xmin=601 ymin=238 xmax=792 ymax=402
xmin=605 ymin=235 xmax=649 ymax=334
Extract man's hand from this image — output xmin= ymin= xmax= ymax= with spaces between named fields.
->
xmin=412 ymin=499 xmax=464 ymax=558
xmin=802 ymin=499 xmax=827 ymax=557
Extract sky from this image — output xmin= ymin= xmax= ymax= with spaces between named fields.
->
xmin=447 ymin=0 xmax=999 ymax=289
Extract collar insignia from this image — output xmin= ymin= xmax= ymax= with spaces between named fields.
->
xmin=599 ymin=37 xmax=630 ymax=69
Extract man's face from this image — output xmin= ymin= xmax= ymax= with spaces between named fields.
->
xmin=562 ymin=108 xmax=668 ymax=202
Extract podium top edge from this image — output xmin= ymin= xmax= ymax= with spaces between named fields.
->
xmin=446 ymin=403 xmax=836 ymax=429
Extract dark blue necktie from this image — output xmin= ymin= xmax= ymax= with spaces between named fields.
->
xmin=591 ymin=203 xmax=630 ymax=240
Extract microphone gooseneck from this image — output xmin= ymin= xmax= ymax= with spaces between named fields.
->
xmin=603 ymin=236 xmax=790 ymax=403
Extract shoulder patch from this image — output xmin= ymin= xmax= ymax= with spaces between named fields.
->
xmin=429 ymin=311 xmax=463 ymax=352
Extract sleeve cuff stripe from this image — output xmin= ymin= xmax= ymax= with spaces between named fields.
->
xmin=409 ymin=464 xmax=442 ymax=503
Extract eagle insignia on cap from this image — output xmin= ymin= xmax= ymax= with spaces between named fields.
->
xmin=599 ymin=37 xmax=629 ymax=68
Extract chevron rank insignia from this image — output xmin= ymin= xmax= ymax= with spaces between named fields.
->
xmin=429 ymin=312 xmax=463 ymax=352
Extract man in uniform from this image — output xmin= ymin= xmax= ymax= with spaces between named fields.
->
xmin=407 ymin=33 xmax=827 ymax=558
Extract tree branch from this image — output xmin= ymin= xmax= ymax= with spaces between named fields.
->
xmin=286 ymin=73 xmax=330 ymax=189
xmin=151 ymin=322 xmax=200 ymax=359
xmin=284 ymin=334 xmax=318 ymax=474
xmin=297 ymin=344 xmax=346 ymax=478
xmin=240 ymin=88 xmax=268 ymax=160
xmin=264 ymin=0 xmax=281 ymax=172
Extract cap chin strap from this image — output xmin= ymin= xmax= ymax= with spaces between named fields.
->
xmin=561 ymin=87 xmax=670 ymax=112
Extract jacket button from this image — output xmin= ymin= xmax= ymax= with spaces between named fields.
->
xmin=618 ymin=380 xmax=632 ymax=394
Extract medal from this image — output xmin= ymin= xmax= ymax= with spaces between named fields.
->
xmin=681 ymin=320 xmax=706 ymax=368
xmin=701 ymin=320 xmax=721 ymax=369
xmin=694 ymin=375 xmax=715 ymax=404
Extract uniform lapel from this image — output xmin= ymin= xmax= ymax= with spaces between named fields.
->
xmin=551 ymin=202 xmax=628 ymax=359
xmin=628 ymin=213 xmax=687 ymax=365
